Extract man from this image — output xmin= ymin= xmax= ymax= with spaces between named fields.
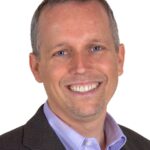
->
xmin=0 ymin=0 xmax=150 ymax=149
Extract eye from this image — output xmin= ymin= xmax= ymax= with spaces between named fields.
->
xmin=91 ymin=45 xmax=102 ymax=53
xmin=53 ymin=50 xmax=68 ymax=57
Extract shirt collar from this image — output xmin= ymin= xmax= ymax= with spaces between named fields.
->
xmin=44 ymin=102 xmax=126 ymax=150
xmin=104 ymin=114 xmax=127 ymax=149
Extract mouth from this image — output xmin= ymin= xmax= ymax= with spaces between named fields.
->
xmin=67 ymin=82 xmax=101 ymax=93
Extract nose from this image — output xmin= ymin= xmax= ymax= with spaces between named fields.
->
xmin=70 ymin=53 xmax=90 ymax=74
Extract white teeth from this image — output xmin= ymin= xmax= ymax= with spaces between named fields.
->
xmin=70 ymin=83 xmax=99 ymax=93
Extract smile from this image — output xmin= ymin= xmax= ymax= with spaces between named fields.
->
xmin=68 ymin=82 xmax=100 ymax=93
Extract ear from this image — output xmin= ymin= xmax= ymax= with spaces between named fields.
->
xmin=117 ymin=44 xmax=125 ymax=76
xmin=29 ymin=53 xmax=42 ymax=82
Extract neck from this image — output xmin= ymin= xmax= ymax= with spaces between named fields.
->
xmin=61 ymin=110 xmax=107 ymax=148
xmin=76 ymin=113 xmax=106 ymax=147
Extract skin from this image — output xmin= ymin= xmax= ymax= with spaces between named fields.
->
xmin=30 ymin=0 xmax=125 ymax=149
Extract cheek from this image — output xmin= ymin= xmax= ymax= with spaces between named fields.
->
xmin=39 ymin=63 xmax=65 ymax=99
xmin=40 ymin=61 xmax=68 ymax=87
xmin=98 ymin=53 xmax=118 ymax=77
xmin=98 ymin=55 xmax=119 ymax=91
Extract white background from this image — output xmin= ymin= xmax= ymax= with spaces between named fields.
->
xmin=0 ymin=0 xmax=150 ymax=139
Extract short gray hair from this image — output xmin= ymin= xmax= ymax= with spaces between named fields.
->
xmin=31 ymin=0 xmax=120 ymax=56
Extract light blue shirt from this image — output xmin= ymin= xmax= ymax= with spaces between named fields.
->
xmin=44 ymin=102 xmax=126 ymax=150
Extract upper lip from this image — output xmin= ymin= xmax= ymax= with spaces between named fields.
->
xmin=64 ymin=78 xmax=104 ymax=85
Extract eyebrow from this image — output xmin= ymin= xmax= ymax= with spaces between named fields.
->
xmin=50 ymin=42 xmax=69 ymax=50
xmin=49 ymin=38 xmax=109 ymax=51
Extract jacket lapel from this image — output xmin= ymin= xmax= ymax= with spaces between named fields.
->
xmin=23 ymin=105 xmax=65 ymax=150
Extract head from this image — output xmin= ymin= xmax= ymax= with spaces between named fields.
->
xmin=30 ymin=0 xmax=125 ymax=123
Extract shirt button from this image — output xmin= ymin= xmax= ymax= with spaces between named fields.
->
xmin=83 ymin=139 xmax=92 ymax=146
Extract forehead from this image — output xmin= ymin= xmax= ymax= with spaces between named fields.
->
xmin=39 ymin=0 xmax=110 ymax=29
xmin=38 ymin=0 xmax=112 ymax=47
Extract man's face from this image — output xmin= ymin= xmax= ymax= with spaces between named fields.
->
xmin=30 ymin=1 xmax=124 ymax=122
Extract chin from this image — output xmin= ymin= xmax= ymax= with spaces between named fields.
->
xmin=70 ymin=105 xmax=104 ymax=120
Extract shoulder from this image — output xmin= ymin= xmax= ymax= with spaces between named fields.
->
xmin=120 ymin=125 xmax=150 ymax=149
xmin=0 ymin=105 xmax=64 ymax=150
xmin=0 ymin=126 xmax=28 ymax=150
xmin=0 ymin=106 xmax=44 ymax=150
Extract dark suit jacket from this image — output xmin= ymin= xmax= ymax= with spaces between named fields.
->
xmin=0 ymin=105 xmax=150 ymax=150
